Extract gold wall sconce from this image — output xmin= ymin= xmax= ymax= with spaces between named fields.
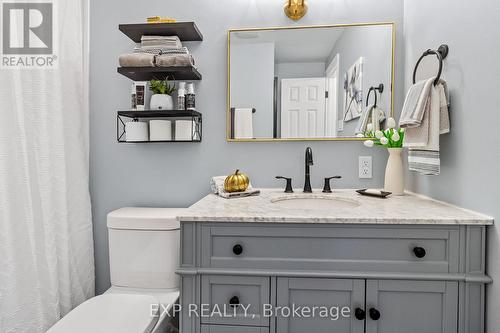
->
xmin=284 ymin=0 xmax=308 ymax=21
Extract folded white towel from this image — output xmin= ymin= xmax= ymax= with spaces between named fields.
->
xmin=210 ymin=176 xmax=254 ymax=196
xmin=210 ymin=176 xmax=227 ymax=195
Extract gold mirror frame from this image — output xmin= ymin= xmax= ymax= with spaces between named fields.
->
xmin=227 ymin=22 xmax=396 ymax=142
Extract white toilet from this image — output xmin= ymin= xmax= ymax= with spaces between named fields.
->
xmin=47 ymin=207 xmax=184 ymax=333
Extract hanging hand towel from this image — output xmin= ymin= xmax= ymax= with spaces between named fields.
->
xmin=399 ymin=78 xmax=435 ymax=128
xmin=404 ymin=81 xmax=449 ymax=175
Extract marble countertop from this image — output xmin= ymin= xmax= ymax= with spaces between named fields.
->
xmin=179 ymin=189 xmax=494 ymax=225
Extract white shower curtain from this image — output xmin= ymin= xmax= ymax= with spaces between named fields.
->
xmin=0 ymin=1 xmax=94 ymax=332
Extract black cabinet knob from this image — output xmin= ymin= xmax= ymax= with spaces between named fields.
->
xmin=413 ymin=246 xmax=426 ymax=258
xmin=354 ymin=308 xmax=366 ymax=320
xmin=233 ymin=244 xmax=243 ymax=256
xmin=229 ymin=296 xmax=240 ymax=307
xmin=369 ymin=308 xmax=381 ymax=321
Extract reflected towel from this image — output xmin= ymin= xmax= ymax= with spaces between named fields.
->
xmin=233 ymin=108 xmax=253 ymax=139
xmin=355 ymin=105 xmax=386 ymax=134
xmin=355 ymin=105 xmax=374 ymax=134
xmin=119 ymin=53 xmax=155 ymax=67
xmin=134 ymin=46 xmax=190 ymax=55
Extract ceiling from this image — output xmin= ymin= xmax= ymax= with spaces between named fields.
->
xmin=232 ymin=27 xmax=345 ymax=63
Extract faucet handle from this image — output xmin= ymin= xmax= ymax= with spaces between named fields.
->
xmin=323 ymin=176 xmax=342 ymax=193
xmin=276 ymin=176 xmax=294 ymax=193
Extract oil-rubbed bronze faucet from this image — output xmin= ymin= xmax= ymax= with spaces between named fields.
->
xmin=304 ymin=147 xmax=313 ymax=193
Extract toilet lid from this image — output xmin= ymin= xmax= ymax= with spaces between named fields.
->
xmin=46 ymin=294 xmax=160 ymax=333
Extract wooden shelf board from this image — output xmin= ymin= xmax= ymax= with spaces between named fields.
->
xmin=119 ymin=22 xmax=203 ymax=42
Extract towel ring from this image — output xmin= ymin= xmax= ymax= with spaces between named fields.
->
xmin=366 ymin=84 xmax=384 ymax=107
xmin=413 ymin=44 xmax=449 ymax=86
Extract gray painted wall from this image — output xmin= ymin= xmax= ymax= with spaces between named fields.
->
xmin=231 ymin=42 xmax=275 ymax=138
xmin=402 ymin=1 xmax=500 ymax=332
xmin=90 ymin=0 xmax=405 ymax=293
xmin=331 ymin=26 xmax=393 ymax=135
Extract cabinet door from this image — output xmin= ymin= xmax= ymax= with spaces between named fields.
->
xmin=276 ymin=278 xmax=365 ymax=333
xmin=365 ymin=280 xmax=458 ymax=333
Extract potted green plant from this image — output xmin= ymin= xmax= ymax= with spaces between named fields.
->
xmin=149 ymin=79 xmax=176 ymax=110
xmin=359 ymin=117 xmax=406 ymax=195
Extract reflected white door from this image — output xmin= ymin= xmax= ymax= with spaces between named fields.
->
xmin=281 ymin=78 xmax=326 ymax=138
xmin=325 ymin=54 xmax=340 ymax=136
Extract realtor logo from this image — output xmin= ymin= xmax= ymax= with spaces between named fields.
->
xmin=1 ymin=0 xmax=57 ymax=68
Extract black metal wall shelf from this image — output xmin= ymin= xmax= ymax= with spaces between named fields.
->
xmin=117 ymin=110 xmax=202 ymax=143
xmin=118 ymin=110 xmax=201 ymax=118
xmin=119 ymin=22 xmax=203 ymax=43
xmin=117 ymin=66 xmax=202 ymax=81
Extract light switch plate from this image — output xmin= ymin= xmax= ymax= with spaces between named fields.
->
xmin=359 ymin=156 xmax=372 ymax=179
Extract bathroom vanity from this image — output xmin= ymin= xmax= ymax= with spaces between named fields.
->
xmin=177 ymin=190 xmax=493 ymax=333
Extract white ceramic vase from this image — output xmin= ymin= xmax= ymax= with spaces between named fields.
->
xmin=150 ymin=94 xmax=173 ymax=110
xmin=384 ymin=148 xmax=405 ymax=195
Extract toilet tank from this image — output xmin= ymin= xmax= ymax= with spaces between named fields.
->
xmin=107 ymin=207 xmax=185 ymax=289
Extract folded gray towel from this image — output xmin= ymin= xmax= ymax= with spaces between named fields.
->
xmin=119 ymin=53 xmax=155 ymax=67
xmin=156 ymin=54 xmax=195 ymax=67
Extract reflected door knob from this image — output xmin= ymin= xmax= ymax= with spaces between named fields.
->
xmin=354 ymin=308 xmax=366 ymax=320
xmin=369 ymin=308 xmax=381 ymax=321
xmin=413 ymin=246 xmax=426 ymax=258
xmin=233 ymin=244 xmax=243 ymax=256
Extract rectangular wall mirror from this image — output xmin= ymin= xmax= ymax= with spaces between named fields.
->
xmin=227 ymin=22 xmax=395 ymax=142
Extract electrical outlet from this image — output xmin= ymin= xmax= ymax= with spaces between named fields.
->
xmin=359 ymin=156 xmax=372 ymax=179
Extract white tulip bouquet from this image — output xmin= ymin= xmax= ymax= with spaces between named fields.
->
xmin=358 ymin=117 xmax=405 ymax=148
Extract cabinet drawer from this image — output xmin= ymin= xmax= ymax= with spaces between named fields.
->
xmin=201 ymin=325 xmax=269 ymax=333
xmin=201 ymin=275 xmax=270 ymax=327
xmin=201 ymin=224 xmax=459 ymax=273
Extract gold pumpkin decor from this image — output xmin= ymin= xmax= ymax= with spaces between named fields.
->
xmin=224 ymin=170 xmax=250 ymax=193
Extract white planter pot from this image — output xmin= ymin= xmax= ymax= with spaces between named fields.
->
xmin=150 ymin=94 xmax=173 ymax=110
xmin=384 ymin=148 xmax=405 ymax=195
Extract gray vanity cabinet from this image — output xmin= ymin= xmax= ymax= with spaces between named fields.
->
xmin=275 ymin=278 xmax=458 ymax=333
xmin=276 ymin=278 xmax=365 ymax=333
xmin=365 ymin=280 xmax=458 ymax=333
xmin=179 ymin=222 xmax=489 ymax=333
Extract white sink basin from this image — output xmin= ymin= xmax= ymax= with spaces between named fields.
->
xmin=271 ymin=195 xmax=361 ymax=211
